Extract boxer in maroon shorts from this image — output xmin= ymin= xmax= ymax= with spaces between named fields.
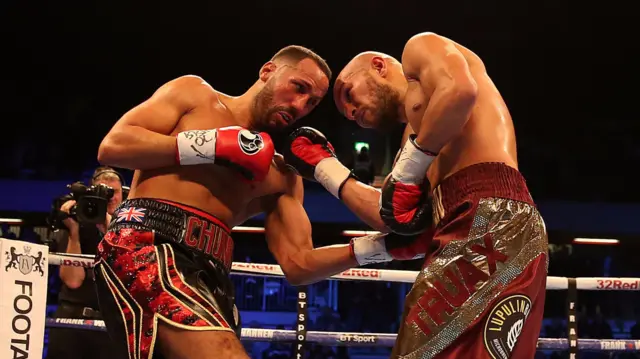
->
xmin=283 ymin=32 xmax=548 ymax=358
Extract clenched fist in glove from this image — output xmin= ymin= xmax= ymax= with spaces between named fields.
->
xmin=282 ymin=127 xmax=353 ymax=198
xmin=349 ymin=228 xmax=435 ymax=266
xmin=176 ymin=126 xmax=274 ymax=181
xmin=379 ymin=134 xmax=437 ymax=235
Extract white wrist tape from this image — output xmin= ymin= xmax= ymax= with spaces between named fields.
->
xmin=352 ymin=233 xmax=392 ymax=265
xmin=176 ymin=129 xmax=218 ymax=165
xmin=314 ymin=157 xmax=351 ymax=199
xmin=391 ymin=139 xmax=435 ymax=184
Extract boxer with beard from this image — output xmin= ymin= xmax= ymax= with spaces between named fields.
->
xmin=94 ymin=45 xmax=425 ymax=359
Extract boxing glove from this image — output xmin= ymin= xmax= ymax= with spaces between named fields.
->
xmin=282 ymin=127 xmax=352 ymax=198
xmin=176 ymin=126 xmax=274 ymax=181
xmin=349 ymin=228 xmax=434 ymax=266
xmin=379 ymin=134 xmax=436 ymax=235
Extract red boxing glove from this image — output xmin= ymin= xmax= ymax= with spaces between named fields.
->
xmin=282 ymin=127 xmax=351 ymax=198
xmin=379 ymin=134 xmax=436 ymax=235
xmin=384 ymin=227 xmax=435 ymax=260
xmin=176 ymin=126 xmax=274 ymax=181
xmin=349 ymin=228 xmax=435 ymax=266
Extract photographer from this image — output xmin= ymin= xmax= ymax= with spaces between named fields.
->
xmin=47 ymin=166 xmax=125 ymax=359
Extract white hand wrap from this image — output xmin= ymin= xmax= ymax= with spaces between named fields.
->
xmin=314 ymin=157 xmax=351 ymax=199
xmin=351 ymin=233 xmax=392 ymax=265
xmin=391 ymin=137 xmax=436 ymax=184
xmin=176 ymin=129 xmax=218 ymax=165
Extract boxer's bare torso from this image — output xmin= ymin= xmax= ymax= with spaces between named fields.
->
xmin=127 ymin=84 xmax=295 ymax=228
xmin=97 ymin=52 xmax=363 ymax=359
xmin=401 ymin=35 xmax=518 ymax=188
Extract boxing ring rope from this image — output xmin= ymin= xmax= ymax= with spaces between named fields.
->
xmin=43 ymin=318 xmax=640 ymax=352
xmin=41 ymin=251 xmax=640 ymax=353
xmin=49 ymin=252 xmax=640 ymax=291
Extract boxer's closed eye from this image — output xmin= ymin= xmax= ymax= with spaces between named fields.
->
xmin=344 ymin=87 xmax=353 ymax=104
xmin=294 ymin=82 xmax=305 ymax=93
xmin=293 ymin=81 xmax=310 ymax=94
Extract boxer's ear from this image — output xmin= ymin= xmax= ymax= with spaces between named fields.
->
xmin=259 ymin=62 xmax=277 ymax=82
xmin=371 ymin=56 xmax=387 ymax=77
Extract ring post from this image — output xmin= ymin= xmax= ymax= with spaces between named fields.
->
xmin=567 ymin=278 xmax=579 ymax=358
xmin=295 ymin=286 xmax=309 ymax=358
xmin=0 ymin=239 xmax=50 ymax=359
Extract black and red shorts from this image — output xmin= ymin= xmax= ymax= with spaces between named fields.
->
xmin=93 ymin=198 xmax=238 ymax=359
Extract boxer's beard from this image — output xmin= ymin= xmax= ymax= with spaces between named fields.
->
xmin=250 ymin=81 xmax=274 ymax=132
xmin=367 ymin=76 xmax=403 ymax=132
xmin=250 ymin=80 xmax=291 ymax=133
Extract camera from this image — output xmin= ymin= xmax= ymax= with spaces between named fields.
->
xmin=47 ymin=181 xmax=115 ymax=230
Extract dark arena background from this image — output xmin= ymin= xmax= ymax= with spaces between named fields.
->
xmin=0 ymin=0 xmax=637 ymax=358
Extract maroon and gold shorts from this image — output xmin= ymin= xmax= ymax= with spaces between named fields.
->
xmin=392 ymin=163 xmax=548 ymax=359
xmin=93 ymin=198 xmax=238 ymax=359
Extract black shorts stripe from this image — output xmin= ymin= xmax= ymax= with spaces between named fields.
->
xmin=96 ymin=260 xmax=144 ymax=359
xmin=155 ymin=244 xmax=221 ymax=326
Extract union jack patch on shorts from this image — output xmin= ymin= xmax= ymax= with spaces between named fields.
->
xmin=116 ymin=207 xmax=146 ymax=223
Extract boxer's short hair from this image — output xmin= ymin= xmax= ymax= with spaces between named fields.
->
xmin=271 ymin=45 xmax=332 ymax=81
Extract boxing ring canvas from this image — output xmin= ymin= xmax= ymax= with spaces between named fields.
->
xmin=3 ymin=237 xmax=640 ymax=359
